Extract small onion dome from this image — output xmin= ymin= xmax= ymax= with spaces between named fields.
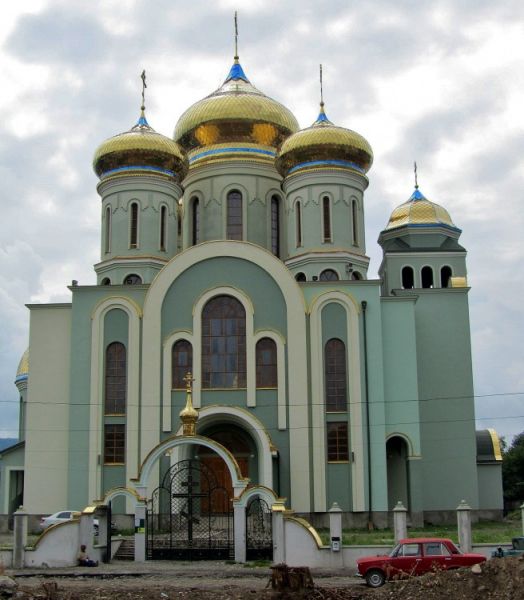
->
xmin=276 ymin=104 xmax=373 ymax=177
xmin=15 ymin=348 xmax=29 ymax=384
xmin=93 ymin=110 xmax=187 ymax=181
xmin=179 ymin=387 xmax=199 ymax=436
xmin=173 ymin=59 xmax=299 ymax=167
xmin=385 ymin=188 xmax=459 ymax=231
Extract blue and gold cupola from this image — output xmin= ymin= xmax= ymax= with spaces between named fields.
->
xmin=174 ymin=56 xmax=299 ymax=168
xmin=276 ymin=101 xmax=373 ymax=177
xmin=93 ymin=108 xmax=188 ymax=182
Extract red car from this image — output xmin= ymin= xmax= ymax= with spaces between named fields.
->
xmin=356 ymin=537 xmax=486 ymax=588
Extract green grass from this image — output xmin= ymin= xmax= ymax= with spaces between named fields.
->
xmin=316 ymin=522 xmax=522 ymax=546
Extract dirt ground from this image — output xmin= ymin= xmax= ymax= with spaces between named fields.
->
xmin=1 ymin=556 xmax=523 ymax=599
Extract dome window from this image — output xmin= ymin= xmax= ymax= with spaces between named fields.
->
xmin=421 ymin=266 xmax=434 ymax=289
xmin=129 ymin=202 xmax=139 ymax=249
xmin=104 ymin=206 xmax=111 ymax=254
xmin=295 ymin=201 xmax=302 ymax=247
xmin=402 ymin=266 xmax=414 ymax=289
xmin=159 ymin=205 xmax=167 ymax=251
xmin=441 ymin=266 xmax=452 ymax=288
xmin=319 ymin=269 xmax=339 ymax=282
xmin=191 ymin=197 xmax=200 ymax=246
xmin=271 ymin=195 xmax=280 ymax=257
xmin=226 ymin=190 xmax=242 ymax=240
xmin=124 ymin=274 xmax=142 ymax=285
xmin=295 ymin=272 xmax=306 ymax=282
xmin=322 ymin=196 xmax=332 ymax=243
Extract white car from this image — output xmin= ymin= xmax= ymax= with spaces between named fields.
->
xmin=39 ymin=510 xmax=81 ymax=530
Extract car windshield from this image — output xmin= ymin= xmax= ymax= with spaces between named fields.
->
xmin=389 ymin=543 xmax=401 ymax=557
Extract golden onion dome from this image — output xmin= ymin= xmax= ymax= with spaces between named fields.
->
xmin=174 ymin=59 xmax=299 ymax=168
xmin=93 ymin=110 xmax=187 ymax=181
xmin=276 ymin=103 xmax=373 ymax=177
xmin=15 ymin=348 xmax=29 ymax=382
xmin=385 ymin=188 xmax=458 ymax=230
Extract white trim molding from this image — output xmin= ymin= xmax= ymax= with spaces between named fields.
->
xmin=309 ymin=290 xmax=365 ymax=512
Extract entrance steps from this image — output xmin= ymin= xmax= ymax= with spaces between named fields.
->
xmin=113 ymin=538 xmax=134 ymax=561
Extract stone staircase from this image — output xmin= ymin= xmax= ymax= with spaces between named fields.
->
xmin=113 ymin=537 xmax=134 ymax=561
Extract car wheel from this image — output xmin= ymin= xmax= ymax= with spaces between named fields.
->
xmin=365 ymin=569 xmax=386 ymax=588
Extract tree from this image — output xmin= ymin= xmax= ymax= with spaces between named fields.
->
xmin=502 ymin=432 xmax=524 ymax=504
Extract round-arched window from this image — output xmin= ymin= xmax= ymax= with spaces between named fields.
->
xmin=319 ymin=269 xmax=339 ymax=282
xmin=123 ymin=274 xmax=142 ymax=285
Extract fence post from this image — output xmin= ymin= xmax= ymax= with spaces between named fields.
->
xmin=393 ymin=501 xmax=408 ymax=543
xmin=456 ymin=499 xmax=472 ymax=553
xmin=272 ymin=502 xmax=286 ymax=564
xmin=13 ymin=506 xmax=28 ymax=568
xmin=233 ymin=501 xmax=246 ymax=563
xmin=521 ymin=503 xmax=524 ymax=536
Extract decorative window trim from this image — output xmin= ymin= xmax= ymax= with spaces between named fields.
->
xmin=351 ymin=198 xmax=359 ymax=246
xmin=324 ymin=338 xmax=348 ymax=412
xmin=270 ymin=194 xmax=281 ymax=257
xmin=309 ymin=291 xmax=364 ymax=512
xmin=223 ymin=187 xmax=246 ymax=241
xmin=295 ymin=200 xmax=302 ymax=247
xmin=162 ymin=331 xmax=194 ymax=432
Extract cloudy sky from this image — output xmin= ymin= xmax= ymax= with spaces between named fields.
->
xmin=0 ymin=0 xmax=523 ymax=445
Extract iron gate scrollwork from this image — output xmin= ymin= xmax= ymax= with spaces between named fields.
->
xmin=146 ymin=458 xmax=233 ymax=560
xmin=246 ymin=497 xmax=273 ymax=560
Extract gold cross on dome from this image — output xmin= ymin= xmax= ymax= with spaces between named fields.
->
xmin=183 ymin=371 xmax=195 ymax=392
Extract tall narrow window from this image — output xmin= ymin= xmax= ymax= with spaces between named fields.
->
xmin=105 ymin=206 xmax=111 ymax=254
xmin=226 ymin=190 xmax=242 ymax=240
xmin=104 ymin=424 xmax=125 ymax=464
xmin=421 ymin=266 xmax=434 ymax=288
xmin=296 ymin=201 xmax=302 ymax=247
xmin=160 ymin=205 xmax=167 ymax=251
xmin=172 ymin=340 xmax=193 ymax=389
xmin=441 ymin=266 xmax=452 ymax=288
xmin=323 ymin=196 xmax=331 ymax=242
xmin=192 ymin=197 xmax=200 ymax=246
xmin=325 ymin=338 xmax=347 ymax=411
xmin=327 ymin=422 xmax=349 ymax=461
xmin=402 ymin=266 xmax=414 ymax=289
xmin=105 ymin=342 xmax=126 ymax=414
xmin=202 ymin=296 xmax=246 ymax=388
xmin=352 ymin=200 xmax=358 ymax=245
xmin=256 ymin=338 xmax=277 ymax=388
xmin=271 ymin=195 xmax=280 ymax=256
xmin=130 ymin=202 xmax=139 ymax=248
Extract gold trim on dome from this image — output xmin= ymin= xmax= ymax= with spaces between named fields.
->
xmin=487 ymin=428 xmax=503 ymax=461
xmin=94 ymin=130 xmax=186 ymax=166
xmin=280 ymin=125 xmax=372 ymax=156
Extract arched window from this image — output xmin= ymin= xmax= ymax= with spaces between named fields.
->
xmin=325 ymin=338 xmax=347 ymax=412
xmin=105 ymin=342 xmax=126 ymax=414
xmin=256 ymin=338 xmax=277 ymax=388
xmin=123 ymin=274 xmax=142 ymax=285
xmin=105 ymin=206 xmax=111 ymax=254
xmin=101 ymin=277 xmax=111 ymax=286
xmin=402 ymin=266 xmax=414 ymax=289
xmin=351 ymin=271 xmax=362 ymax=281
xmin=352 ymin=199 xmax=358 ymax=245
xmin=129 ymin=202 xmax=139 ymax=248
xmin=271 ymin=195 xmax=280 ymax=257
xmin=160 ymin=205 xmax=167 ymax=251
xmin=226 ymin=190 xmax=242 ymax=240
xmin=319 ymin=269 xmax=339 ymax=281
xmin=322 ymin=196 xmax=331 ymax=242
xmin=295 ymin=201 xmax=302 ymax=247
xmin=421 ymin=266 xmax=434 ymax=288
xmin=295 ymin=272 xmax=306 ymax=282
xmin=441 ymin=265 xmax=452 ymax=288
xmin=172 ymin=340 xmax=193 ymax=389
xmin=202 ymin=295 xmax=246 ymax=388
xmin=191 ymin=196 xmax=200 ymax=246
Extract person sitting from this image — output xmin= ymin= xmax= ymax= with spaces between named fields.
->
xmin=77 ymin=544 xmax=98 ymax=567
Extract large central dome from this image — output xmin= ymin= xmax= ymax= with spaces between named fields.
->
xmin=174 ymin=59 xmax=299 ymax=168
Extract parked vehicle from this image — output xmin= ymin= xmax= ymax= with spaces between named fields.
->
xmin=491 ymin=537 xmax=524 ymax=558
xmin=356 ymin=537 xmax=487 ymax=588
xmin=40 ymin=510 xmax=81 ymax=530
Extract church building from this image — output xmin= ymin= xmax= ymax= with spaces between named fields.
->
xmin=0 ymin=45 xmax=503 ymax=530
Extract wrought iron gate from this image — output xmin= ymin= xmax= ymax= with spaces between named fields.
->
xmin=146 ymin=458 xmax=233 ymax=560
xmin=246 ymin=497 xmax=273 ymax=560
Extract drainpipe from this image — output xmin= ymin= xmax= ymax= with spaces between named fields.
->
xmin=361 ymin=300 xmax=373 ymax=530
